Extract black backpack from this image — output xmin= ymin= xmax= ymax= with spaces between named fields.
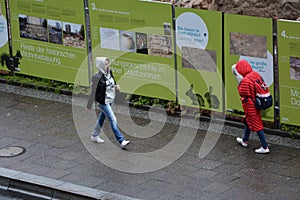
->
xmin=251 ymin=76 xmax=273 ymax=110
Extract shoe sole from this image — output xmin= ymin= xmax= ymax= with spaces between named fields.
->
xmin=255 ymin=151 xmax=269 ymax=154
xmin=91 ymin=140 xmax=104 ymax=143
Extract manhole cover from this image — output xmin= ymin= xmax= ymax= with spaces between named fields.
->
xmin=0 ymin=146 xmax=25 ymax=157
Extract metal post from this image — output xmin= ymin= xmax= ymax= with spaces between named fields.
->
xmin=84 ymin=0 xmax=93 ymax=86
xmin=221 ymin=12 xmax=225 ymax=115
xmin=273 ymin=17 xmax=280 ymax=129
xmin=172 ymin=3 xmax=178 ymax=105
xmin=4 ymin=0 xmax=14 ymax=75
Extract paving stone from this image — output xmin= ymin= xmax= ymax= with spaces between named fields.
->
xmin=60 ymin=173 xmax=106 ymax=188
xmin=203 ymin=182 xmax=231 ymax=194
xmin=197 ymin=159 xmax=224 ymax=170
xmin=288 ymin=191 xmax=300 ymax=200
xmin=96 ymin=180 xmax=144 ymax=198
xmin=218 ymin=186 xmax=274 ymax=200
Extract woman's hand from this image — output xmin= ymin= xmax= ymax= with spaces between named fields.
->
xmin=115 ymin=84 xmax=120 ymax=91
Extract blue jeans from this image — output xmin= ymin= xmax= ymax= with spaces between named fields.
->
xmin=92 ymin=103 xmax=124 ymax=143
xmin=243 ymin=123 xmax=268 ymax=149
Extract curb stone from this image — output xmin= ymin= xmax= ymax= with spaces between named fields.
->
xmin=0 ymin=168 xmax=140 ymax=200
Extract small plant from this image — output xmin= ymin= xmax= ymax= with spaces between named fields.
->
xmin=0 ymin=72 xmax=75 ymax=93
xmin=280 ymin=124 xmax=300 ymax=138
xmin=165 ymin=100 xmax=181 ymax=115
xmin=72 ymin=85 xmax=89 ymax=95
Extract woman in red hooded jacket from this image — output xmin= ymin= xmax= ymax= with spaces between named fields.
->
xmin=232 ymin=60 xmax=269 ymax=154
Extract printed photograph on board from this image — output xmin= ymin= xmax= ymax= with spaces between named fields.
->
xmin=62 ymin=22 xmax=85 ymax=48
xmin=163 ymin=22 xmax=171 ymax=35
xmin=0 ymin=1 xmax=8 ymax=48
xmin=19 ymin=14 xmax=48 ymax=42
xmin=136 ymin=32 xmax=148 ymax=54
xmin=119 ymin=30 xmax=135 ymax=52
xmin=230 ymin=32 xmax=267 ymax=58
xmin=48 ymin=19 xmax=62 ymax=45
xmin=181 ymin=46 xmax=217 ymax=72
xmin=290 ymin=56 xmax=300 ymax=80
xmin=148 ymin=34 xmax=172 ymax=58
xmin=100 ymin=27 xmax=120 ymax=50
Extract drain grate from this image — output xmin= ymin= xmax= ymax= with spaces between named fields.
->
xmin=0 ymin=146 xmax=25 ymax=157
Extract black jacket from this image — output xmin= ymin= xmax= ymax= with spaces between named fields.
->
xmin=86 ymin=70 xmax=116 ymax=109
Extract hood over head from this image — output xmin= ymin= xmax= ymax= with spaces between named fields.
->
xmin=95 ymin=57 xmax=110 ymax=74
xmin=235 ymin=59 xmax=252 ymax=77
xmin=231 ymin=64 xmax=243 ymax=84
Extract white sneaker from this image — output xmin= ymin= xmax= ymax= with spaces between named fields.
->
xmin=236 ymin=137 xmax=248 ymax=147
xmin=91 ymin=136 xmax=104 ymax=143
xmin=120 ymin=140 xmax=130 ymax=149
xmin=255 ymin=147 xmax=270 ymax=154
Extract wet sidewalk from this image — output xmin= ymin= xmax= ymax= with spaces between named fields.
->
xmin=0 ymin=83 xmax=299 ymax=200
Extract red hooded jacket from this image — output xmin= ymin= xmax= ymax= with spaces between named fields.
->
xmin=236 ymin=60 xmax=264 ymax=131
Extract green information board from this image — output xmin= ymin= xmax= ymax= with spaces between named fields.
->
xmin=277 ymin=19 xmax=300 ymax=126
xmin=175 ymin=8 xmax=223 ymax=112
xmin=9 ymin=0 xmax=88 ymax=85
xmin=224 ymin=14 xmax=274 ymax=121
xmin=89 ymin=0 xmax=175 ymax=100
xmin=0 ymin=0 xmax=9 ymax=72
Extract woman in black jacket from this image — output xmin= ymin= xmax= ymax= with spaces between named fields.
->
xmin=86 ymin=57 xmax=130 ymax=149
